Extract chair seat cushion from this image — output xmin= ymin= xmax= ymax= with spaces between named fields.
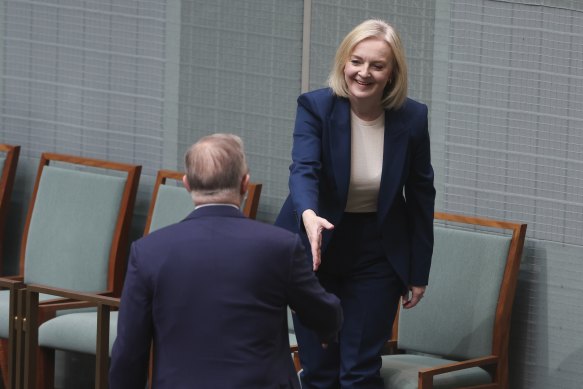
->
xmin=0 ymin=290 xmax=64 ymax=338
xmin=380 ymin=354 xmax=492 ymax=389
xmin=38 ymin=311 xmax=118 ymax=355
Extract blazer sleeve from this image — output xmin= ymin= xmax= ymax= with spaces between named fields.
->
xmin=404 ymin=103 xmax=436 ymax=286
xmin=109 ymin=243 xmax=153 ymax=389
xmin=289 ymin=93 xmax=324 ymax=219
xmin=286 ymin=235 xmax=342 ymax=342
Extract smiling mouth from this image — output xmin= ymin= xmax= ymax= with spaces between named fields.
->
xmin=355 ymin=79 xmax=372 ymax=86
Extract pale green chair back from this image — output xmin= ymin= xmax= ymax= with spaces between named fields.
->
xmin=148 ymin=184 xmax=194 ymax=233
xmin=397 ymin=226 xmax=510 ymax=359
xmin=23 ymin=166 xmax=126 ymax=291
xmin=19 ymin=154 xmax=140 ymax=295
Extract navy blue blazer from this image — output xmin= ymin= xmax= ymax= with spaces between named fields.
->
xmin=110 ymin=205 xmax=342 ymax=389
xmin=275 ymin=88 xmax=435 ymax=286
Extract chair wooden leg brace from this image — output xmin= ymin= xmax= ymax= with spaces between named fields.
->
xmin=23 ymin=285 xmax=121 ymax=389
xmin=23 ymin=290 xmax=38 ymax=389
xmin=96 ymin=304 xmax=111 ymax=389
xmin=6 ymin=285 xmax=26 ymax=389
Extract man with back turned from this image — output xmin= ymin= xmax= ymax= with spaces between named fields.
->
xmin=110 ymin=133 xmax=342 ymax=388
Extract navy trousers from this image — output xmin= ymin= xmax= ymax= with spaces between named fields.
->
xmin=293 ymin=213 xmax=403 ymax=389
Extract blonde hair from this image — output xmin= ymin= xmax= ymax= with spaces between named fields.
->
xmin=328 ymin=19 xmax=408 ymax=110
xmin=184 ymin=133 xmax=248 ymax=202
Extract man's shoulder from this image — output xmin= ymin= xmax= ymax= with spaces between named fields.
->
xmin=240 ymin=218 xmax=302 ymax=243
xmin=136 ymin=216 xmax=301 ymax=247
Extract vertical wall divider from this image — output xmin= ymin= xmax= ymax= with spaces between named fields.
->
xmin=301 ymin=0 xmax=312 ymax=93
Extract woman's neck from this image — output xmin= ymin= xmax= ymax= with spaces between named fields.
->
xmin=349 ymin=98 xmax=384 ymax=121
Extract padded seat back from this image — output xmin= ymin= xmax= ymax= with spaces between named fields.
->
xmin=398 ymin=226 xmax=511 ymax=360
xmin=148 ymin=184 xmax=194 ymax=233
xmin=23 ymin=166 xmax=126 ymax=292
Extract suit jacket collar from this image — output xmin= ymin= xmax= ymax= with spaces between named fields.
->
xmin=183 ymin=204 xmax=245 ymax=221
xmin=329 ymin=97 xmax=409 ymax=222
xmin=329 ymin=97 xmax=352 ymax=207
xmin=378 ymin=107 xmax=409 ymax=222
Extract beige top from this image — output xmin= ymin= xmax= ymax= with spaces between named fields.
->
xmin=345 ymin=111 xmax=385 ymax=213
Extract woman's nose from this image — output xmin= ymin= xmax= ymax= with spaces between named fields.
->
xmin=358 ymin=65 xmax=370 ymax=77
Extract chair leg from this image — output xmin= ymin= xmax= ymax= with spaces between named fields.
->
xmin=148 ymin=345 xmax=154 ymax=389
xmin=34 ymin=348 xmax=54 ymax=389
xmin=292 ymin=349 xmax=301 ymax=373
xmin=0 ymin=339 xmax=9 ymax=388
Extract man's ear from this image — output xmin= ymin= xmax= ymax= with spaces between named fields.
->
xmin=182 ymin=175 xmax=191 ymax=192
xmin=240 ymin=173 xmax=250 ymax=195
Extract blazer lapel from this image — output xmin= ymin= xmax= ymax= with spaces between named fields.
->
xmin=377 ymin=108 xmax=409 ymax=223
xmin=328 ymin=98 xmax=352 ymax=209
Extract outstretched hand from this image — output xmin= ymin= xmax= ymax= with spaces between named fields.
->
xmin=302 ymin=210 xmax=334 ymax=271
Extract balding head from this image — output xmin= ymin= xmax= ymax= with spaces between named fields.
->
xmin=183 ymin=133 xmax=249 ymax=206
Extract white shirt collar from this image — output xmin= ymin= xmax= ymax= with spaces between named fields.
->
xmin=194 ymin=203 xmax=240 ymax=210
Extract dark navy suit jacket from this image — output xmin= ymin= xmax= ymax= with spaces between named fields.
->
xmin=110 ymin=205 xmax=342 ymax=389
xmin=275 ymin=88 xmax=435 ymax=286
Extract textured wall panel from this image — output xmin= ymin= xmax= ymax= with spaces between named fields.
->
xmin=0 ymin=0 xmax=167 ymax=177
xmin=177 ymin=0 xmax=303 ymax=221
xmin=431 ymin=1 xmax=583 ymax=387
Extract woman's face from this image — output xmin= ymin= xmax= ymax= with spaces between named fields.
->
xmin=343 ymin=36 xmax=393 ymax=104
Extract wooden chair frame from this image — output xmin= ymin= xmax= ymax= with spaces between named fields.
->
xmin=18 ymin=153 xmax=141 ymax=295
xmin=291 ymin=212 xmax=527 ymax=389
xmin=0 ymin=144 xmax=20 ymax=273
xmin=22 ymin=169 xmax=262 ymax=388
xmin=24 ymin=284 xmax=119 ymax=389
xmin=0 ymin=144 xmax=21 ymax=388
xmin=0 ymin=153 xmax=140 ymax=389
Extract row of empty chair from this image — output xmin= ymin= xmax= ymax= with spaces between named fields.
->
xmin=1 ymin=144 xmax=528 ymax=389
xmin=0 ymin=146 xmax=262 ymax=388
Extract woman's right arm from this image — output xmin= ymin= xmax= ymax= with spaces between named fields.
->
xmin=289 ymin=94 xmax=334 ymax=270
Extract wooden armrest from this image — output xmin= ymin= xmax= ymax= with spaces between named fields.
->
xmin=38 ymin=299 xmax=107 ymax=315
xmin=27 ymin=284 xmax=120 ymax=308
xmin=0 ymin=275 xmax=25 ymax=289
xmin=418 ymin=355 xmax=498 ymax=388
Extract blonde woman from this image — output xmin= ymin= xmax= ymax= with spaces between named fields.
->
xmin=276 ymin=19 xmax=435 ymax=388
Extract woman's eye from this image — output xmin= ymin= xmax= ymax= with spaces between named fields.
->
xmin=350 ymin=59 xmax=361 ymax=65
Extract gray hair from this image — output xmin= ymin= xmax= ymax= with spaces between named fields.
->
xmin=184 ymin=133 xmax=248 ymax=202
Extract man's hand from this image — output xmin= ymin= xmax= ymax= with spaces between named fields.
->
xmin=402 ymin=285 xmax=426 ymax=309
xmin=302 ymin=210 xmax=334 ymax=271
